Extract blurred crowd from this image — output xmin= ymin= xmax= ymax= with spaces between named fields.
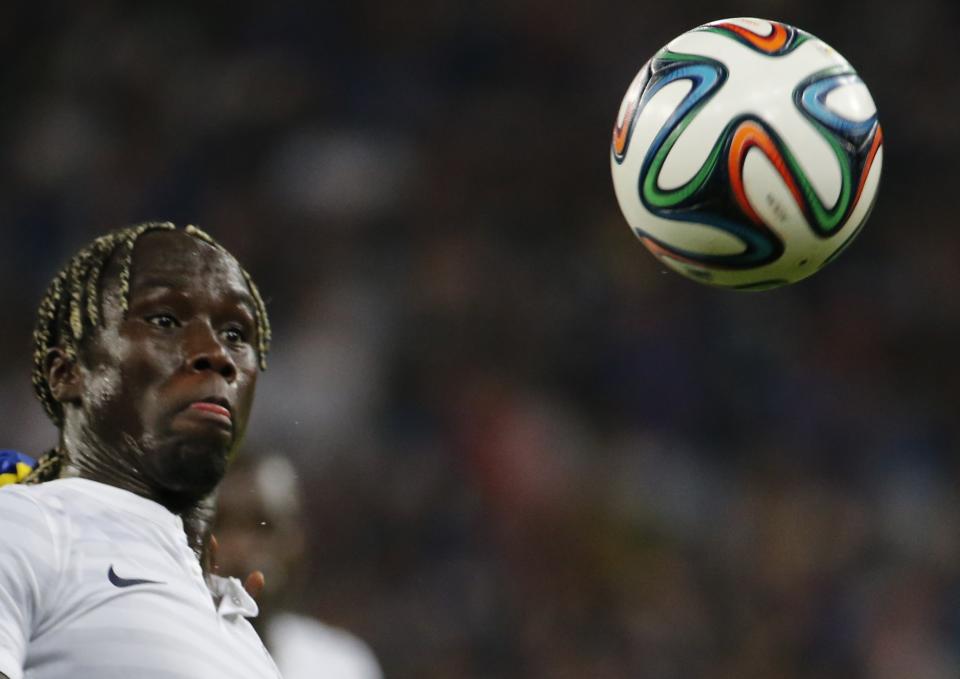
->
xmin=1 ymin=1 xmax=959 ymax=677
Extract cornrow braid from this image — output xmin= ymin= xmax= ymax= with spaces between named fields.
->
xmin=31 ymin=221 xmax=176 ymax=428
xmin=24 ymin=448 xmax=66 ymax=484
xmin=30 ymin=221 xmax=272 ymax=440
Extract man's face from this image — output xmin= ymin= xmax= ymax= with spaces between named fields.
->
xmin=77 ymin=230 xmax=260 ymax=500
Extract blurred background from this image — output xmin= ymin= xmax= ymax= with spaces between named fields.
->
xmin=1 ymin=1 xmax=958 ymax=677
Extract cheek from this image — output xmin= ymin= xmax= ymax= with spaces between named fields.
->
xmin=81 ymin=331 xmax=134 ymax=426
xmin=237 ymin=365 xmax=259 ymax=414
xmin=84 ymin=338 xmax=180 ymax=434
xmin=136 ymin=347 xmax=191 ymax=431
xmin=83 ymin=363 xmax=123 ymax=415
xmin=80 ymin=360 xmax=145 ymax=444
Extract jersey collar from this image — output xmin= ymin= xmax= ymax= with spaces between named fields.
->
xmin=208 ymin=574 xmax=260 ymax=618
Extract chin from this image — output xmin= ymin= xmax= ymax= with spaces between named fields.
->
xmin=150 ymin=438 xmax=232 ymax=507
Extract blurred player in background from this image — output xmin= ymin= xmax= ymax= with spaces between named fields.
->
xmin=213 ymin=452 xmax=383 ymax=679
xmin=0 ymin=222 xmax=280 ymax=679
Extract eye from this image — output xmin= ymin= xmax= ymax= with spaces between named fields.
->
xmin=146 ymin=313 xmax=180 ymax=329
xmin=222 ymin=326 xmax=247 ymax=345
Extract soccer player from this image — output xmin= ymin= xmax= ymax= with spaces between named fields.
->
xmin=0 ymin=222 xmax=280 ymax=679
xmin=213 ymin=452 xmax=383 ymax=679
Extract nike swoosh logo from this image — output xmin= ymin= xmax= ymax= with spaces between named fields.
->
xmin=108 ymin=565 xmax=164 ymax=588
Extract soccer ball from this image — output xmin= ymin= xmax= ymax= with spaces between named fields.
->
xmin=611 ymin=18 xmax=883 ymax=289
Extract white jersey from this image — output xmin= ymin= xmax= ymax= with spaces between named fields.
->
xmin=267 ymin=612 xmax=383 ymax=679
xmin=0 ymin=478 xmax=282 ymax=679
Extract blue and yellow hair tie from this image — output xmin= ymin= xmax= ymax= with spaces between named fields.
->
xmin=0 ymin=450 xmax=38 ymax=488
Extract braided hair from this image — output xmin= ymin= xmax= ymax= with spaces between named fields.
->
xmin=26 ymin=221 xmax=271 ymax=482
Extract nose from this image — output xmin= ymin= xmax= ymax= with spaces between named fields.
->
xmin=185 ymin=322 xmax=237 ymax=382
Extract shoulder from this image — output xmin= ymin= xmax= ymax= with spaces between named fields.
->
xmin=1 ymin=478 xmax=122 ymax=517
xmin=0 ymin=478 xmax=78 ymax=505
xmin=267 ymin=612 xmax=382 ymax=679
xmin=0 ymin=482 xmax=69 ymax=566
xmin=0 ymin=483 xmax=69 ymax=620
xmin=0 ymin=480 xmax=78 ymax=532
xmin=269 ymin=612 xmax=368 ymax=649
xmin=0 ymin=483 xmax=60 ymax=533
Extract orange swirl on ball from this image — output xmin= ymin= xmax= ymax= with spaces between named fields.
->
xmin=640 ymin=237 xmax=700 ymax=266
xmin=728 ymin=120 xmax=804 ymax=225
xmin=852 ymin=124 xmax=884 ymax=210
xmin=612 ymin=70 xmax=647 ymax=160
xmin=715 ymin=21 xmax=789 ymax=54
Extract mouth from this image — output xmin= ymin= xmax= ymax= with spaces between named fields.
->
xmin=182 ymin=397 xmax=233 ymax=430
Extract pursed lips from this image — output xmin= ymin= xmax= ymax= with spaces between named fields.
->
xmin=185 ymin=399 xmax=233 ymax=428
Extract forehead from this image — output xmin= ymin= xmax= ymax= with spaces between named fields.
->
xmin=127 ymin=230 xmax=248 ymax=296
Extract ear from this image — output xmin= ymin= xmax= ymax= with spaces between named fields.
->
xmin=44 ymin=347 xmax=83 ymax=405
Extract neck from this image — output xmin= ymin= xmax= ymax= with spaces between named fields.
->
xmin=58 ymin=430 xmax=157 ymax=500
xmin=59 ymin=425 xmax=217 ymax=561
